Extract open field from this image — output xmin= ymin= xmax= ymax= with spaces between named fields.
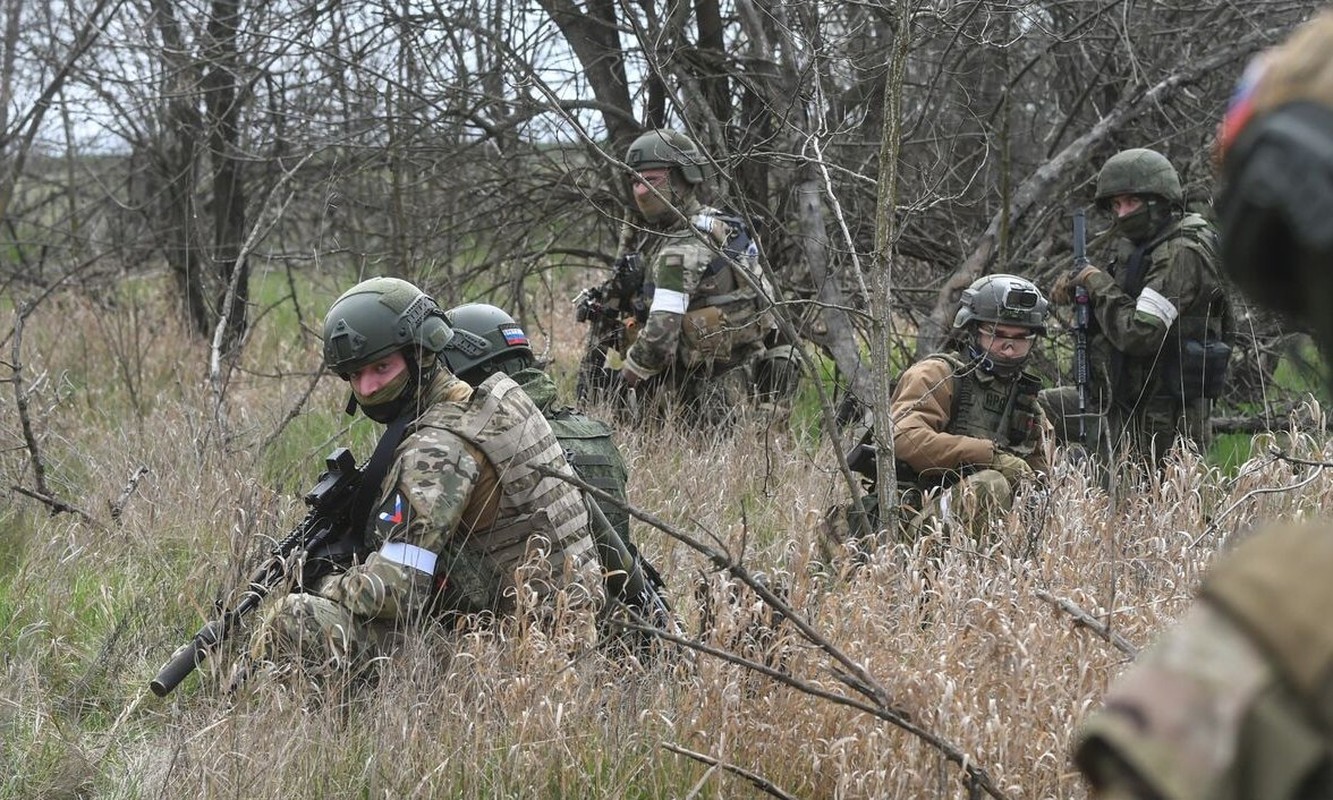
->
xmin=2 ymin=271 xmax=1330 ymax=799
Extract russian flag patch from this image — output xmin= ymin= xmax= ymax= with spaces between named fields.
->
xmin=501 ymin=324 xmax=528 ymax=347
xmin=378 ymin=492 xmax=405 ymax=525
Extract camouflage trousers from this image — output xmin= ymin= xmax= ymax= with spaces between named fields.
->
xmin=821 ymin=469 xmax=1016 ymax=555
xmin=1039 ymin=385 xmax=1211 ymax=470
xmin=632 ymin=350 xmax=761 ymax=429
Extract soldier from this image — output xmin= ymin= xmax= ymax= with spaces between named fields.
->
xmin=606 ymin=128 xmax=784 ymax=426
xmin=1073 ymin=12 xmax=1333 ymax=797
xmin=247 ymin=278 xmax=601 ymax=679
xmin=830 ymin=274 xmax=1050 ymax=546
xmin=439 ymin=302 xmax=672 ymax=641
xmin=1042 ymin=149 xmax=1233 ymax=468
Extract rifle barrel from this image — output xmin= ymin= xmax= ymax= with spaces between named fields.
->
xmin=149 ymin=449 xmax=363 ymax=697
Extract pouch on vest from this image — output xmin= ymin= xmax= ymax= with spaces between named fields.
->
xmin=680 ymin=305 xmax=731 ymax=366
xmin=1163 ymin=338 xmax=1232 ymax=401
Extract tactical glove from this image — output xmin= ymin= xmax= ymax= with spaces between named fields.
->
xmin=989 ymin=449 xmax=1035 ymax=486
xmin=1050 ymin=265 xmax=1101 ymax=305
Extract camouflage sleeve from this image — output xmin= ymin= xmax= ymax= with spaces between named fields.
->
xmin=321 ymin=427 xmax=480 ymax=621
xmin=1086 ymin=246 xmax=1208 ymax=357
xmin=1073 ymin=601 xmax=1281 ymax=799
xmin=623 ymin=236 xmax=713 ymax=377
xmin=891 ymin=359 xmax=994 ymax=473
xmin=1076 ymin=523 xmax=1333 ymax=798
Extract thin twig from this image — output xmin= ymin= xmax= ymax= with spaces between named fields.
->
xmin=10 ymin=304 xmax=51 ymax=499
xmin=109 ymin=466 xmax=150 ymax=522
xmin=257 ymin=368 xmax=326 ymax=457
xmin=540 ymin=465 xmax=1013 ymax=800
xmin=1269 ymin=447 xmax=1333 ymax=470
xmin=662 ymin=742 xmax=799 ymax=800
xmin=1190 ymin=451 xmax=1324 ymax=547
xmin=1034 ymin=588 xmax=1138 ymax=658
xmin=538 ymin=463 xmax=899 ymax=713
xmin=616 ymin=617 xmax=1011 ymax=800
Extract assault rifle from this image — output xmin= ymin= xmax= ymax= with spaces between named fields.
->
xmin=1071 ymin=208 xmax=1093 ymax=449
xmin=573 ymin=253 xmax=647 ymax=402
xmin=149 ymin=448 xmax=365 ymax=697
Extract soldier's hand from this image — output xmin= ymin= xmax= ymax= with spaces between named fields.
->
xmin=1050 ymin=265 xmax=1100 ymax=304
xmin=621 ymin=368 xmax=641 ymax=389
xmin=989 ymin=450 xmax=1035 ymax=486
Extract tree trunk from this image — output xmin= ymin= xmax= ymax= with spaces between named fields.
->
xmin=203 ymin=0 xmax=248 ymax=352
xmin=869 ymin=2 xmax=913 ymax=534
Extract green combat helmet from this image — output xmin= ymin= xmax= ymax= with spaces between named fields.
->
xmin=1094 ymin=148 xmax=1184 ymax=209
xmin=322 ymin=276 xmax=453 ymax=421
xmin=440 ymin=303 xmax=534 ymax=384
xmin=625 ymin=129 xmax=708 ymax=185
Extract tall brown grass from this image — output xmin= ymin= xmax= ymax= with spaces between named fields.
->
xmin=2 ymin=279 xmax=1329 ymax=799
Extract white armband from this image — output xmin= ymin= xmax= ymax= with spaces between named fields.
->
xmin=649 ymin=288 xmax=689 ymax=315
xmin=377 ymin=541 xmax=438 ymax=575
xmin=1135 ymin=287 xmax=1179 ymax=327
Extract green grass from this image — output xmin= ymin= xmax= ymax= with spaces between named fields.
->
xmin=1272 ymin=334 xmax=1332 ymax=400
xmin=1206 ymin=432 xmax=1252 ymax=476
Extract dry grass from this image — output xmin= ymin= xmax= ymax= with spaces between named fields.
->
xmin=2 ymin=281 xmax=1331 ymax=799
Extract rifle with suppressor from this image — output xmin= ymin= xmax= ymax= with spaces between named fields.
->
xmin=573 ymin=253 xmax=647 ymax=403
xmin=149 ymin=448 xmax=365 ymax=697
xmin=1071 ymin=209 xmax=1094 ymax=450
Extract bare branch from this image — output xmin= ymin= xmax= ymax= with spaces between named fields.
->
xmin=1034 ymin=588 xmax=1140 ymax=658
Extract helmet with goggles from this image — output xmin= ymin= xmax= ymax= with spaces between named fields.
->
xmin=953 ymin=273 xmax=1050 ymax=333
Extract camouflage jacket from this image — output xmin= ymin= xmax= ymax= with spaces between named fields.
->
xmin=622 ymin=197 xmax=770 ymax=378
xmin=321 ymin=371 xmax=599 ymax=622
xmin=1085 ymin=213 xmax=1229 ymax=412
xmin=890 ymin=352 xmax=1046 ymax=486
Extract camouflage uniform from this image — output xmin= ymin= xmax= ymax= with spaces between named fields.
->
xmin=621 ymin=196 xmax=773 ymax=426
xmin=1074 ymin=13 xmax=1333 ymax=797
xmin=438 ymin=301 xmax=672 ymax=649
xmin=1043 ymin=154 xmax=1232 ymax=467
xmin=251 ymin=285 xmax=601 ymax=678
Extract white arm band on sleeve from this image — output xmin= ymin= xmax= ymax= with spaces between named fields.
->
xmin=1135 ymin=287 xmax=1179 ymax=327
xmin=649 ymin=288 xmax=689 ymax=315
xmin=378 ymin=541 xmax=438 ymax=575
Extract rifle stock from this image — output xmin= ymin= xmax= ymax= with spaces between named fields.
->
xmin=1071 ymin=209 xmax=1093 ymax=449
xmin=149 ymin=448 xmax=364 ymax=697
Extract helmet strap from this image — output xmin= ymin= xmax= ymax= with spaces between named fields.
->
xmin=968 ymin=328 xmax=1025 ymax=377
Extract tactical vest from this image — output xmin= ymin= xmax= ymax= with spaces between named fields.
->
xmin=895 ymin=352 xmax=1043 ymax=486
xmin=417 ymin=373 xmax=598 ymax=607
xmin=545 ymin=408 xmax=632 ymax=545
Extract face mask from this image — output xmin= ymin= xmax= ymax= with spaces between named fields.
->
xmin=1113 ymin=204 xmax=1156 ymax=243
xmin=353 ymin=368 xmax=413 ymax=423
